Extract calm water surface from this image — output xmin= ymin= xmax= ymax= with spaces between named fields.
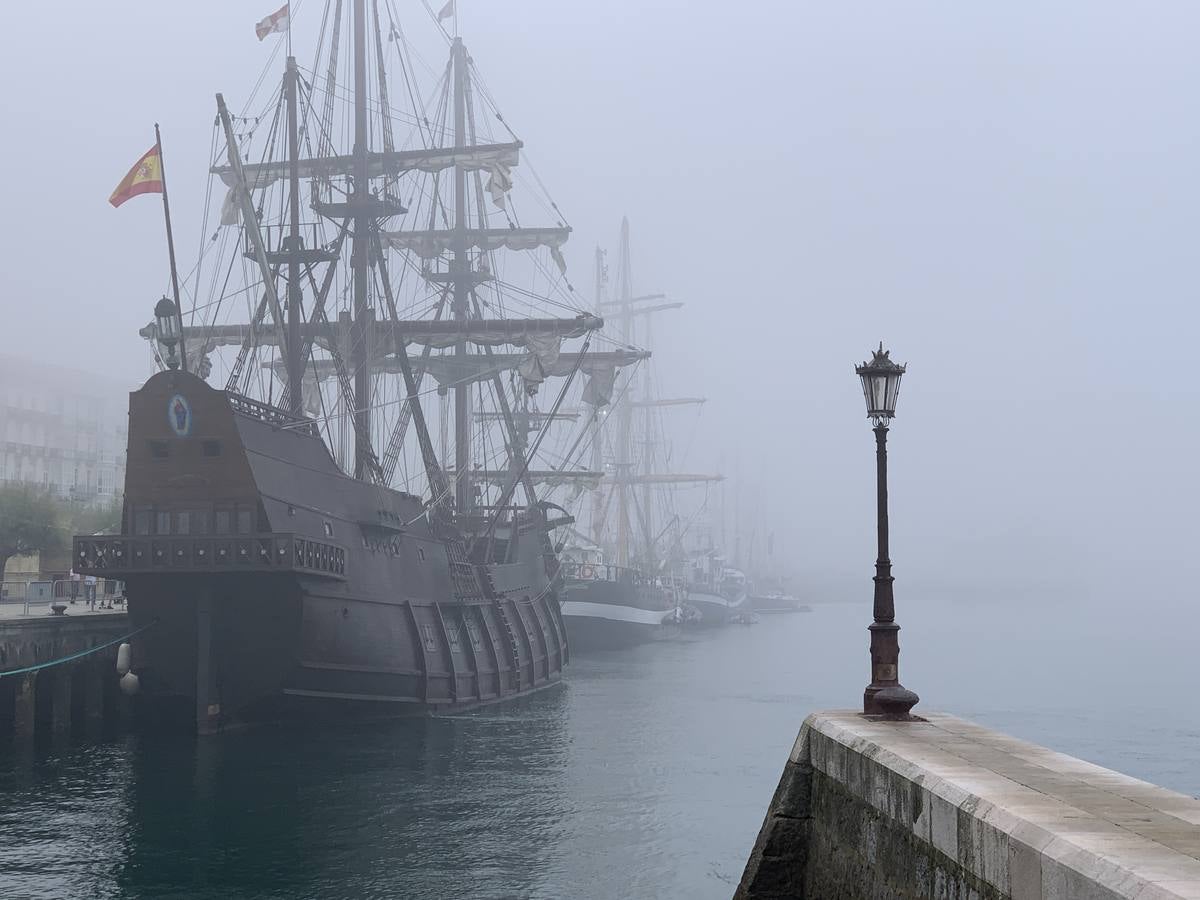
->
xmin=2 ymin=600 xmax=1197 ymax=899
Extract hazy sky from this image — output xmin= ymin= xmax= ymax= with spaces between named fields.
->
xmin=3 ymin=2 xmax=1198 ymax=611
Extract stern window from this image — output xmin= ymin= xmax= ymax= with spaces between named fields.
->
xmin=134 ymin=508 xmax=151 ymax=536
xmin=155 ymin=511 xmax=170 ymax=535
xmin=236 ymin=507 xmax=252 ymax=535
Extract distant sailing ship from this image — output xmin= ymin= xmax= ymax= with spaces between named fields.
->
xmin=557 ymin=219 xmax=733 ymax=648
xmin=73 ymin=2 xmax=646 ymax=732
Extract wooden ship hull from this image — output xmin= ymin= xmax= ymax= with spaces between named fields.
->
xmin=559 ymin=564 xmax=682 ymax=652
xmin=685 ymin=584 xmax=750 ymax=626
xmin=74 ymin=372 xmax=567 ymax=733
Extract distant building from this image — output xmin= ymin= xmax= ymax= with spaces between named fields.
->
xmin=0 ymin=355 xmax=130 ymax=505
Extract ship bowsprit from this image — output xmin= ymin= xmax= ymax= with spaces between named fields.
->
xmin=74 ymin=371 xmax=568 ymax=733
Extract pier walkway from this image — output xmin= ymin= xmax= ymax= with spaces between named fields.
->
xmin=0 ymin=603 xmax=126 ymax=621
xmin=737 ymin=710 xmax=1200 ymax=899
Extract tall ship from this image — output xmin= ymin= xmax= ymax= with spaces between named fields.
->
xmin=72 ymin=3 xmax=644 ymax=732
xmin=556 ymin=220 xmax=727 ymax=648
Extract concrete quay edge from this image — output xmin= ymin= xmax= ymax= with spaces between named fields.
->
xmin=796 ymin=709 xmax=1200 ymax=899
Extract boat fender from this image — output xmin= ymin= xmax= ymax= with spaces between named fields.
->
xmin=119 ymin=672 xmax=141 ymax=696
xmin=580 ymin=565 xmax=594 ymax=580
xmin=116 ymin=642 xmax=132 ymax=676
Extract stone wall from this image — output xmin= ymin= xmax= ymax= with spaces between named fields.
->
xmin=0 ymin=613 xmax=131 ymax=739
xmin=735 ymin=711 xmax=1200 ymax=900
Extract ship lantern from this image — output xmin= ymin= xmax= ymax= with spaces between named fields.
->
xmin=855 ymin=342 xmax=906 ymax=426
xmin=154 ymin=296 xmax=181 ymax=370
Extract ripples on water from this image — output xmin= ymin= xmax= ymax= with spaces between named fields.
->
xmin=1 ymin=602 xmax=1196 ymax=899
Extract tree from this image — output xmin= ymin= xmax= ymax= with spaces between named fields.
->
xmin=0 ymin=485 xmax=65 ymax=580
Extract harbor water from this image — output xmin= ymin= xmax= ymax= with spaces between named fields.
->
xmin=1 ymin=597 xmax=1197 ymax=899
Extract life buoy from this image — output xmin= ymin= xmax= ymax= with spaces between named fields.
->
xmin=580 ymin=565 xmax=595 ymax=580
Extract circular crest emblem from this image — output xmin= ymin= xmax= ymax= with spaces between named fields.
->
xmin=167 ymin=394 xmax=193 ymax=437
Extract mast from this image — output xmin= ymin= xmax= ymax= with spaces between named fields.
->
xmin=591 ymin=245 xmax=607 ymax=548
xmin=154 ymin=124 xmax=188 ymax=374
xmin=215 ymin=94 xmax=288 ymax=374
xmin=615 ymin=217 xmax=632 ymax=566
xmin=285 ymin=56 xmax=304 ymax=415
xmin=451 ymin=36 xmax=471 ymax=512
xmin=351 ymin=0 xmax=372 ymax=478
xmin=640 ymin=308 xmax=654 ymax=568
xmin=197 ymin=13 xmax=611 ymax=504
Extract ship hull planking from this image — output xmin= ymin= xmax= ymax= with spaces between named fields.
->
xmin=75 ymin=372 xmax=567 ymax=733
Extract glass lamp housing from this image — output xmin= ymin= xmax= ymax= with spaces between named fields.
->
xmin=154 ymin=297 xmax=180 ymax=341
xmin=855 ymin=343 xmax=906 ymax=425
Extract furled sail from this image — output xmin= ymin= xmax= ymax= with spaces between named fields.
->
xmin=143 ymin=315 xmax=601 ymax=354
xmin=380 ymin=226 xmax=570 ymax=259
xmin=272 ymin=349 xmax=648 ymax=402
xmin=476 ymin=470 xmax=605 ymax=491
xmin=212 ymin=142 xmax=522 ymax=225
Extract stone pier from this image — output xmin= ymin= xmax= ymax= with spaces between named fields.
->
xmin=0 ymin=610 xmax=130 ymax=741
xmin=736 ymin=711 xmax=1200 ymax=900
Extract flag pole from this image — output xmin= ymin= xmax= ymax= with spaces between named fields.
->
xmin=155 ymin=122 xmax=188 ymax=374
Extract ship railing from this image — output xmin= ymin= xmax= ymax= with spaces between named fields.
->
xmin=227 ymin=393 xmax=320 ymax=437
xmin=560 ymin=562 xmax=682 ymax=589
xmin=245 ymin=222 xmax=327 ymax=257
xmin=71 ymin=533 xmax=347 ymax=580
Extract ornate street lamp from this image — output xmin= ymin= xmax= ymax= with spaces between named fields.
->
xmin=154 ymin=296 xmax=182 ymax=371
xmin=855 ymin=343 xmax=919 ymax=719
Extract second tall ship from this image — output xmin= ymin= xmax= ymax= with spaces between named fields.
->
xmin=556 ymin=220 xmax=741 ymax=650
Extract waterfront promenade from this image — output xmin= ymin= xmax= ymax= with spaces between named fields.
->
xmin=0 ymin=603 xmax=126 ymax=621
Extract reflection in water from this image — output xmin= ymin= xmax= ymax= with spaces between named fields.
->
xmin=111 ymin=700 xmax=571 ymax=899
xmin=1 ymin=604 xmax=1198 ymax=899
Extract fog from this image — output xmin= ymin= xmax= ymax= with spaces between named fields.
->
xmin=3 ymin=0 xmax=1197 ymax=618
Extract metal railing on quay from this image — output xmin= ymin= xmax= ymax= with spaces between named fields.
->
xmin=1 ymin=579 xmax=125 ymax=616
xmin=1 ymin=581 xmax=28 ymax=603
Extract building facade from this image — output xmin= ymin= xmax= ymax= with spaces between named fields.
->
xmin=0 ymin=355 xmax=129 ymax=505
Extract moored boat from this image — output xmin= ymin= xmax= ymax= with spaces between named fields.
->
xmin=559 ymin=558 xmax=684 ymax=651
xmin=750 ymin=591 xmax=810 ymax=613
xmin=685 ymin=554 xmax=750 ymax=625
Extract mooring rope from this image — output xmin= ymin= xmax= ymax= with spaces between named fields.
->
xmin=0 ymin=620 xmax=158 ymax=679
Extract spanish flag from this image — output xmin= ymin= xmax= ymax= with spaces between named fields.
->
xmin=109 ymin=145 xmax=163 ymax=208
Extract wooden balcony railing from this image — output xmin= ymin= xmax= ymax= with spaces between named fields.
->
xmin=72 ymin=533 xmax=346 ymax=580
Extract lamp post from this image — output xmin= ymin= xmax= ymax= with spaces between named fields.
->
xmin=856 ymin=343 xmax=919 ymax=719
xmin=154 ymin=296 xmax=182 ymax=371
